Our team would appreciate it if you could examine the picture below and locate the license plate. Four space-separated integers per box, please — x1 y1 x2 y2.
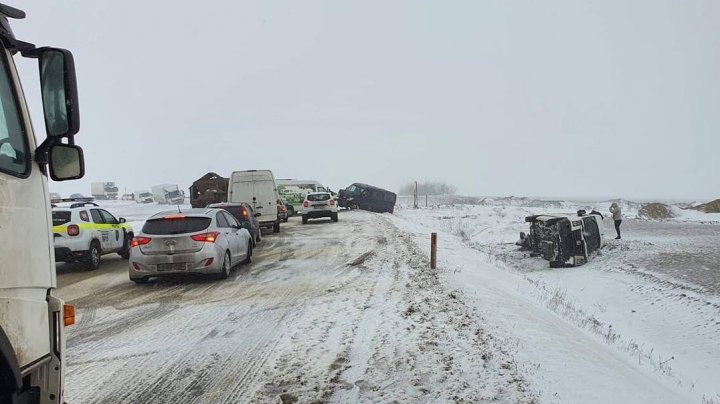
157 262 187 271
312 204 326 208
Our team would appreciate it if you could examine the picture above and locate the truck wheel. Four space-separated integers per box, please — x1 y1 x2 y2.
273 222 280 233
332 212 339 222
85 241 101 271
302 215 308 224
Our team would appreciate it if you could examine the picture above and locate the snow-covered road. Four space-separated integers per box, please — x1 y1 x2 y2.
57 210 531 403
56 203 718 403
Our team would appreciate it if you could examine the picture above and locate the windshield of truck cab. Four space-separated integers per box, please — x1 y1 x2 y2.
0 45 28 177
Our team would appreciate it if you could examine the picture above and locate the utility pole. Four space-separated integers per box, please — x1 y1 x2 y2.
413 181 418 209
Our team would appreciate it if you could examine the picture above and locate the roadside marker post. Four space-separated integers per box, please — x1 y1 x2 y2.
430 232 437 269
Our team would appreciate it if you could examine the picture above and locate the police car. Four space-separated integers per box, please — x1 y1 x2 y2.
52 198 134 270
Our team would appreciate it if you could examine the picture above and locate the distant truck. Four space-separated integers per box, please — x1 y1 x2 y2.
91 181 119 200
151 184 185 204
228 170 281 233
276 179 326 216
190 172 228 208
338 183 397 213
134 190 154 204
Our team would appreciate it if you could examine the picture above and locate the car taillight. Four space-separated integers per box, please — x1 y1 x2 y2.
131 237 152 247
67 225 80 237
192 231 220 243
303 201 309 208
329 199 335 206
241 208 249 218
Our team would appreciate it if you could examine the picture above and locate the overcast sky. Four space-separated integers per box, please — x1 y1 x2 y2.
13 0 720 201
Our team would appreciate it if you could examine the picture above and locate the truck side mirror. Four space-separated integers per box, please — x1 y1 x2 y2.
38 48 80 137
48 144 84 181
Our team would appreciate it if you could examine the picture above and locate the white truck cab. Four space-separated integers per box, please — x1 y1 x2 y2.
0 4 84 403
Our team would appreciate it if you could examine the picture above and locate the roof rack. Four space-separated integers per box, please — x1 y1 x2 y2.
70 202 99 208
51 197 95 204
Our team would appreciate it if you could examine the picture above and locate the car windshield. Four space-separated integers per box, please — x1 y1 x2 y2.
139 193 152 198
307 193 330 202
220 206 247 222
142 217 211 235
52 211 71 226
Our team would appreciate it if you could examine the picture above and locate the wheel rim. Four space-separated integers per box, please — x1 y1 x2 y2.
92 247 100 265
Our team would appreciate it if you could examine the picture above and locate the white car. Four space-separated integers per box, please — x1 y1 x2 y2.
52 200 134 270
301 192 339 224
129 208 252 283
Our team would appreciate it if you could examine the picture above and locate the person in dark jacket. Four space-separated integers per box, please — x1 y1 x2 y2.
609 202 622 239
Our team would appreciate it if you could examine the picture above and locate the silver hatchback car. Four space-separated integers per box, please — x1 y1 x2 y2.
129 208 253 283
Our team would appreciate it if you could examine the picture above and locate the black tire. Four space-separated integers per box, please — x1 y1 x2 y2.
273 222 280 233
84 241 101 271
118 232 133 259
218 251 231 279
242 243 252 264
302 215 308 224
331 212 338 222
282 216 288 223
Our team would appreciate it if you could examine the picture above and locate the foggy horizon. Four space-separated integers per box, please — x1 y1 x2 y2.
12 1 719 202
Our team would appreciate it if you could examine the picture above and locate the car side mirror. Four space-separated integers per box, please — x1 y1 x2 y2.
119 218 126 223
37 48 80 137
48 144 84 181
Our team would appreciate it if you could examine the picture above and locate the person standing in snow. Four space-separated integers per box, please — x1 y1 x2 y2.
609 202 622 239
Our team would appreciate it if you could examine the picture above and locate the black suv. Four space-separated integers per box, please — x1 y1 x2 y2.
338 183 396 214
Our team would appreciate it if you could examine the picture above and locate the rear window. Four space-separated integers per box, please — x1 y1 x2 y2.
142 217 211 235
220 206 247 222
52 211 71 226
307 193 331 202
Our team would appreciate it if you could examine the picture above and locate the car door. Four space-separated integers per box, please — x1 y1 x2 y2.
89 209 111 251
222 211 245 261
215 211 237 260
99 209 123 251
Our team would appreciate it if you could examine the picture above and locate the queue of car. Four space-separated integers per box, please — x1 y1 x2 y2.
50 170 360 285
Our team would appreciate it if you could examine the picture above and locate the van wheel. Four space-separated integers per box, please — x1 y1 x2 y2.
242 243 252 264
302 215 308 224
273 222 280 233
85 241 101 271
332 213 339 222
218 252 231 279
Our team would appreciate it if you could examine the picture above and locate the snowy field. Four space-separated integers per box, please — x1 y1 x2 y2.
55 199 720 403
393 196 720 403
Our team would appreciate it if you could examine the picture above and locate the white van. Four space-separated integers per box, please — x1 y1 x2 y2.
228 170 281 233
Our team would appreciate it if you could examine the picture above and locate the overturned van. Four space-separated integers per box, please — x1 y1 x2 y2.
338 183 397 213
517 210 605 267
